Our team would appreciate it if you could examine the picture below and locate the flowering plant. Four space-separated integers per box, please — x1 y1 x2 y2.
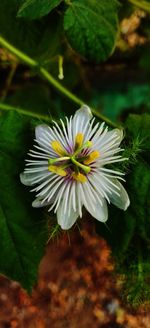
0 0 149 305
20 105 130 230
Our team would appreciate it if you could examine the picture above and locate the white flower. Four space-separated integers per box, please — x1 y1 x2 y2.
20 105 130 230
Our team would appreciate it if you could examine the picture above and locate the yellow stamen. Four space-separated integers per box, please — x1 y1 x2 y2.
75 133 84 149
84 151 100 165
48 165 67 177
51 140 65 156
72 172 87 183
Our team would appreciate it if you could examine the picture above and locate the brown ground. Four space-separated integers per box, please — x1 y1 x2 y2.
0 221 149 328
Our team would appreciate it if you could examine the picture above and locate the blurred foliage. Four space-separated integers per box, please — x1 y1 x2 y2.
96 113 150 306
0 111 48 292
0 0 150 304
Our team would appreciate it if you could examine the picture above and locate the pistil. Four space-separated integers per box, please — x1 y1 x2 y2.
71 156 91 173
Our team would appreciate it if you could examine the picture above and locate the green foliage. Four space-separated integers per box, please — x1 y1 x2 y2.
6 83 70 120
0 0 150 305
18 0 62 19
64 0 119 63
7 84 53 117
0 0 62 59
91 84 150 121
96 114 150 305
0 0 121 63
126 113 150 154
0 111 48 292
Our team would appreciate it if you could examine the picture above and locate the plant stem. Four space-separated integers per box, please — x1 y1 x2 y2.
0 35 120 128
0 102 52 122
0 36 37 67
40 67 84 107
128 0 150 12
1 63 17 101
47 223 60 243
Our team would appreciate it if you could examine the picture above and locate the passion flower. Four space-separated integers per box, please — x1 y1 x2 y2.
20 105 130 230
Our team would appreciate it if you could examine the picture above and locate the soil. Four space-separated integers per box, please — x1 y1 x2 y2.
0 220 149 328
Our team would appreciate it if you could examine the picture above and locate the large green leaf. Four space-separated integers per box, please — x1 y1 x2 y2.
0 0 62 58
0 111 48 292
63 0 119 63
18 0 62 19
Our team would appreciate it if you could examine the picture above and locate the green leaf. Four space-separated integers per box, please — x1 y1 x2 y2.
64 0 119 63
0 111 48 292
18 0 62 19
0 0 62 59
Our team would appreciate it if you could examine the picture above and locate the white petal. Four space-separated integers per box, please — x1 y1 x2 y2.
104 129 123 148
35 124 50 142
32 197 52 208
109 180 130 210
20 172 37 186
83 196 108 222
74 104 92 122
72 105 93 143
57 201 79 230
103 129 124 146
115 129 124 144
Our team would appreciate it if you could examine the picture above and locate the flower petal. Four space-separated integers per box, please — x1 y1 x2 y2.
35 124 50 143
84 197 108 222
96 128 124 152
72 105 92 139
113 128 124 146
32 197 52 208
20 172 37 186
57 201 79 230
74 104 92 122
109 180 130 210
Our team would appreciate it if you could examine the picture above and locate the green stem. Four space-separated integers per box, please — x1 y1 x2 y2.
40 67 83 107
92 108 120 129
0 36 37 67
0 102 52 122
47 223 60 243
128 0 150 12
1 63 17 101
0 35 120 128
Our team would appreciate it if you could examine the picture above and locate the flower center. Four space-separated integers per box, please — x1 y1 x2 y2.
48 133 100 182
